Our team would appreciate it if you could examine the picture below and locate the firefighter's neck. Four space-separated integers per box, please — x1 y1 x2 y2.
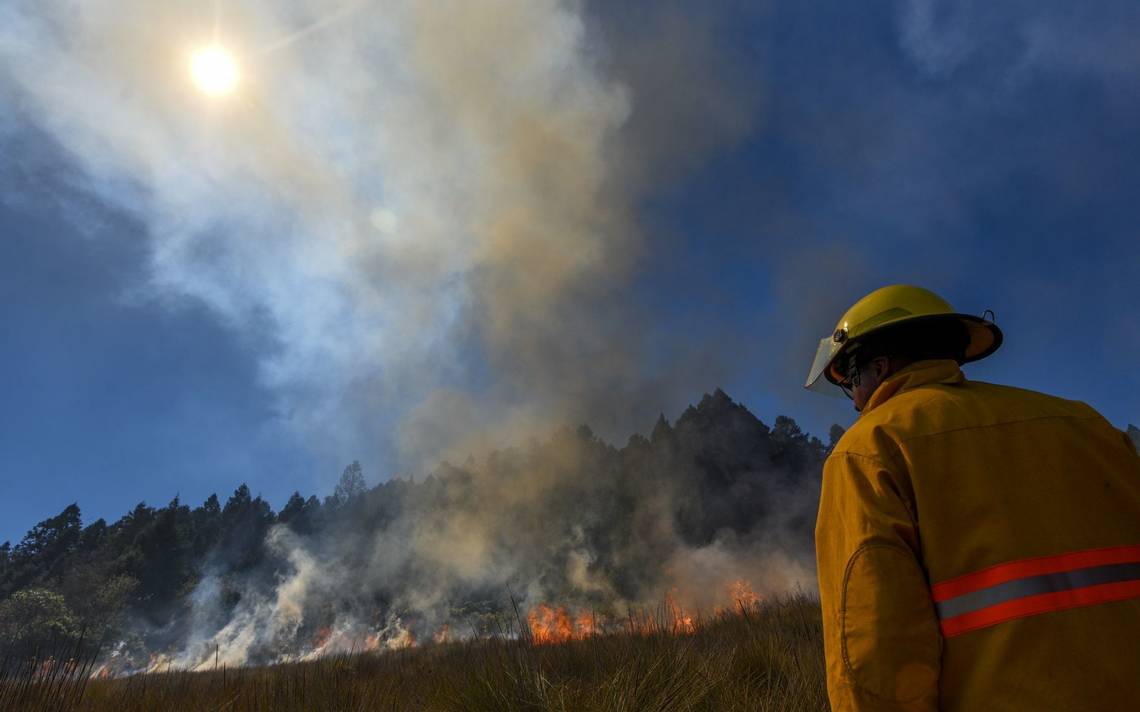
852 356 910 413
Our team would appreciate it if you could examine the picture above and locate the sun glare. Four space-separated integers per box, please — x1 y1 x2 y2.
190 45 239 96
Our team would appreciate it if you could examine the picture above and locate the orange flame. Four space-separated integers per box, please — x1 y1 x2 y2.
527 604 598 644
574 610 596 638
433 623 450 644
729 579 762 609
527 579 764 644
312 626 332 649
664 591 696 634
388 628 416 649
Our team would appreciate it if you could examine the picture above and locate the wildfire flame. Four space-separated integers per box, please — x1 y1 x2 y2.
526 579 763 645
387 628 415 650
664 592 696 635
575 611 596 638
86 578 769 673
312 626 332 650
524 605 603 644
144 652 173 674
433 623 451 644
527 604 587 644
729 579 762 609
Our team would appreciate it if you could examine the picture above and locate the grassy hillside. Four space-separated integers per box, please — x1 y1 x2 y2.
0 595 826 712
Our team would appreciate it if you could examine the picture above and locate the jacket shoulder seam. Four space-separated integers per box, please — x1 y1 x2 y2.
827 450 892 465
896 411 1103 446
828 445 906 475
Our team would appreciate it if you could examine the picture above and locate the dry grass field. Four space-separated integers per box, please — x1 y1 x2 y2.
0 595 826 712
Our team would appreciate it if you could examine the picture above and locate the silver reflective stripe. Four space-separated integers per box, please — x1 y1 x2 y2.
936 562 1140 620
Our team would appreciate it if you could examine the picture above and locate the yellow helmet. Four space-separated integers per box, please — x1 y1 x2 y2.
804 284 1003 392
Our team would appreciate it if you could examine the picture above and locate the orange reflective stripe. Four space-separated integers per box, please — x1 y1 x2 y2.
932 545 1140 638
931 544 1140 602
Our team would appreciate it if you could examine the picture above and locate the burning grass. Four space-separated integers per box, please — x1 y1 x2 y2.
0 594 826 712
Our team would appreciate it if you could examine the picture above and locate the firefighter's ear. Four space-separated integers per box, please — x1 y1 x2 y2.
869 356 893 383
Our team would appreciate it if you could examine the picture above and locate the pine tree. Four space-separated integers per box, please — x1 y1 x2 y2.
332 461 367 506
192 494 223 558
279 492 307 524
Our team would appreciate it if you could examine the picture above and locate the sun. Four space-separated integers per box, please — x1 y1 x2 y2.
190 45 239 96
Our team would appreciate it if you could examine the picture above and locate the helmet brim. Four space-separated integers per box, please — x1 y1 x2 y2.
960 315 1003 363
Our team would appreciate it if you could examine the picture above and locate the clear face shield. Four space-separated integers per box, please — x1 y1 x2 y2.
804 335 849 399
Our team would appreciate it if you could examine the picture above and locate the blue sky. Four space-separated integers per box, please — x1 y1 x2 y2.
2 1 1138 545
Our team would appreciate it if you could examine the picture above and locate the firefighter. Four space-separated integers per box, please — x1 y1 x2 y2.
805 284 1140 711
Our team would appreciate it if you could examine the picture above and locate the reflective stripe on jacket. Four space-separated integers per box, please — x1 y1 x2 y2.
815 360 1140 711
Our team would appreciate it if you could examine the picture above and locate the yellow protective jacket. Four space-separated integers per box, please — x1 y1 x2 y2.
816 359 1140 711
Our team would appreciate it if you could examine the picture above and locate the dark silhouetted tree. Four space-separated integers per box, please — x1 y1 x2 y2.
133 497 195 620
331 462 367 507
216 485 273 572
192 493 223 558
279 492 307 524
2 504 83 595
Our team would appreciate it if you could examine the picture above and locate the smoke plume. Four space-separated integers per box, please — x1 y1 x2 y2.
0 0 757 472
1 0 815 670
124 393 826 671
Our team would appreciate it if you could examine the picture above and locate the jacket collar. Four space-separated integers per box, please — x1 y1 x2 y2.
862 359 965 415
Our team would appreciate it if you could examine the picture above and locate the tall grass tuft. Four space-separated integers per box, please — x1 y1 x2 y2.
1 594 827 712
0 633 100 712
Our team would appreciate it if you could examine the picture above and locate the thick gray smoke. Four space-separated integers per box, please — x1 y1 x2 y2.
1 0 812 670
0 0 756 474
150 403 823 671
